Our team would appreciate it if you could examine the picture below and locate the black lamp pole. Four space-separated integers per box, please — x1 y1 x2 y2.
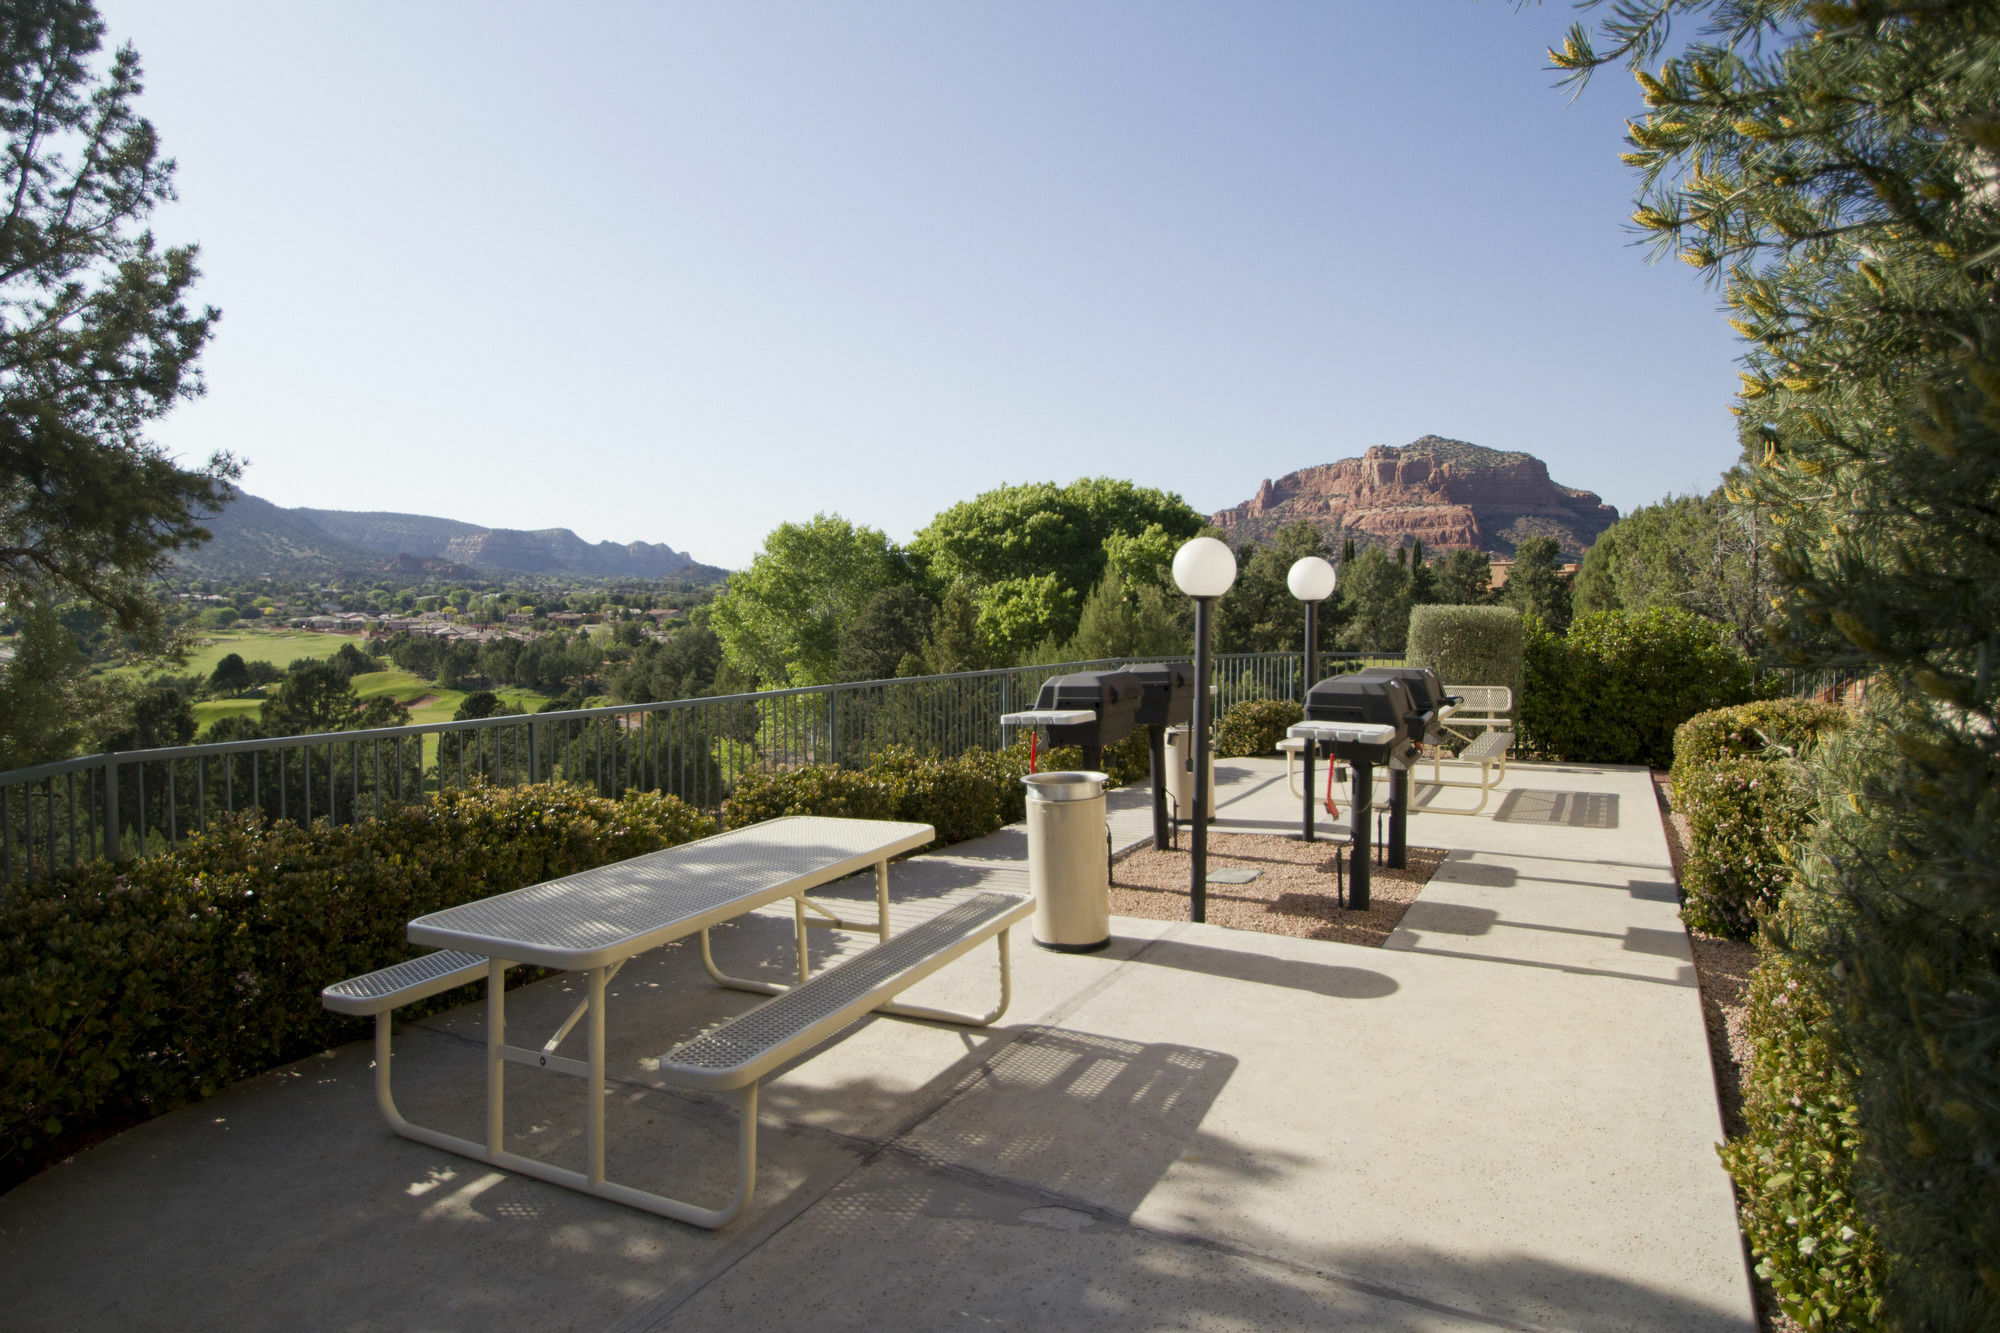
1300 595 1318 843
1191 594 1214 923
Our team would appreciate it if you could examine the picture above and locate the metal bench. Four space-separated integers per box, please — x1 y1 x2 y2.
1415 724 1515 816
650 890 1031 1224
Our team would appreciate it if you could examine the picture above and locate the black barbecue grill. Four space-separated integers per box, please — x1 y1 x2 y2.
1292 672 1441 908
1034 670 1141 770
1354 666 1459 746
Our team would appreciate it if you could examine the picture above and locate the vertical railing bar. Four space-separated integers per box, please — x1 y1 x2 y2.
136 763 147 851
195 759 205 835
2 784 12 884
278 749 286 824
374 740 382 821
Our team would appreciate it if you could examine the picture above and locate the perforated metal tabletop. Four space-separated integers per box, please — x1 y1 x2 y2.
407 816 934 970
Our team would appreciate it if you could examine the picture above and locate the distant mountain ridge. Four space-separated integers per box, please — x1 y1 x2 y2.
175 490 727 582
1210 435 1618 559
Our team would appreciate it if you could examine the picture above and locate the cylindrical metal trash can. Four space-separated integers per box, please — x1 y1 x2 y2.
1163 725 1215 824
1022 771 1112 953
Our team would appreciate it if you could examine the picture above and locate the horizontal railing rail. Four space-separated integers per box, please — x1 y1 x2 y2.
0 649 1400 883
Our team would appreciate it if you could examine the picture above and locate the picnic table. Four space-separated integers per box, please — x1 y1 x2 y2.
324 816 1030 1226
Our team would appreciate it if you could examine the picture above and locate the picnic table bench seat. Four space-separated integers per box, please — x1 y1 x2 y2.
321 949 494 1017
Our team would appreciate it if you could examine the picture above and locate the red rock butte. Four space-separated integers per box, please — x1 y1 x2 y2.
1209 435 1618 559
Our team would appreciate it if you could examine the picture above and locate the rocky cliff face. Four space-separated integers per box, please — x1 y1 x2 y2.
1210 435 1618 558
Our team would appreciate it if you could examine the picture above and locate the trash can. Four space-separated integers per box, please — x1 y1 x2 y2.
1022 771 1112 953
1163 724 1215 825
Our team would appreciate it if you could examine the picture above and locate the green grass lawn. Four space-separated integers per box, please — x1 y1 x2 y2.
193 668 551 736
115 628 370 682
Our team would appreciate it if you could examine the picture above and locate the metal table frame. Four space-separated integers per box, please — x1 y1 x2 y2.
392 816 935 1225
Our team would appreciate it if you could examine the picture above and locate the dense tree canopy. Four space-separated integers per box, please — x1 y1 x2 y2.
1561 0 2000 1322
709 513 909 687
0 0 230 646
1570 485 1773 656
909 478 1202 659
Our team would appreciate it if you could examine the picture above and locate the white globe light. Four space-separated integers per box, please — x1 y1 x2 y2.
1172 537 1238 598
1287 555 1337 602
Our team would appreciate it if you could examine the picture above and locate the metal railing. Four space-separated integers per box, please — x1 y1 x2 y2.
0 650 1399 883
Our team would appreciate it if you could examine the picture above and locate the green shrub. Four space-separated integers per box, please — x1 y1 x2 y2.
1405 604 1525 704
1669 701 1848 939
1518 607 1756 767
1718 949 1885 1329
1216 698 1303 757
1670 698 1849 780
720 765 895 828
0 782 716 1182
1674 756 1803 939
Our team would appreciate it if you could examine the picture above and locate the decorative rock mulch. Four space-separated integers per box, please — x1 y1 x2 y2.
1111 833 1448 948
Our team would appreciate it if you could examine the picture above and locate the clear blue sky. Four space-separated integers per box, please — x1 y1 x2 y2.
97 1 1743 571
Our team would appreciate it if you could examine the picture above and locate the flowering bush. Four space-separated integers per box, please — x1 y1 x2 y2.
1718 950 1884 1329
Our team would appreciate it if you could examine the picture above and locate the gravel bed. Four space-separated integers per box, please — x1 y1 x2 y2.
1111 833 1448 947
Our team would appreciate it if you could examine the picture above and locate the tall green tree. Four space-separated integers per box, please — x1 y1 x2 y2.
1433 548 1494 605
1215 522 1328 653
0 1 230 647
909 478 1202 658
1571 485 1773 656
834 584 936 682
1061 569 1188 660
1561 2 2000 1324
1500 536 1571 632
710 513 907 686
1334 547 1411 652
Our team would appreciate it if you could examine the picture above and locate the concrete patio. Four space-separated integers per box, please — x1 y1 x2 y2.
0 757 1756 1331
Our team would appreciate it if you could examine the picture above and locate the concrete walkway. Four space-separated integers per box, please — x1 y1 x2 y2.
0 759 1755 1331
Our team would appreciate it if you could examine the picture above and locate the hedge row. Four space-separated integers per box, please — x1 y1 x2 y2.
1668 699 1881 1328
721 738 1147 848
1669 700 1847 939
1518 606 1758 768
0 783 717 1182
1716 949 1884 1329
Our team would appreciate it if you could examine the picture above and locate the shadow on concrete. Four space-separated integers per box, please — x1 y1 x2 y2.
1431 857 1682 905
636 1166 1758 1333
1131 937 1399 1000
1495 789 1620 828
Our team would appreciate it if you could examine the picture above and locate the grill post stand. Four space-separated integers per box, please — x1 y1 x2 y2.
1388 766 1409 870
1149 726 1170 852
1300 738 1316 842
1348 761 1373 910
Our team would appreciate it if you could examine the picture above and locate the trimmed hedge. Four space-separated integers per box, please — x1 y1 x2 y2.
1217 698 1303 758
0 782 716 1182
1718 949 1885 1329
1518 607 1757 767
1670 698 1850 778
1405 604 1525 705
1669 701 1847 940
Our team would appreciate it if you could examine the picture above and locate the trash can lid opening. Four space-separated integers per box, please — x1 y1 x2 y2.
1021 770 1111 801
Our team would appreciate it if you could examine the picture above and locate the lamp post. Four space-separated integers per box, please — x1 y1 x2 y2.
1172 536 1237 924
1287 556 1337 842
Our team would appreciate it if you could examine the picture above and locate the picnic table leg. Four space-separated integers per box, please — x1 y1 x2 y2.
487 959 506 1154
876 860 892 940
588 965 607 1187
794 897 810 985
